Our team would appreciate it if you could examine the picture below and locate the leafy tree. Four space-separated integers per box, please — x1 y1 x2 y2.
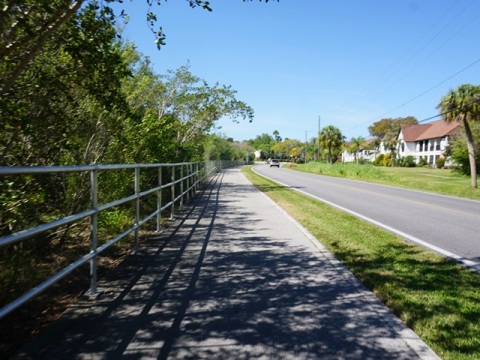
273 130 282 143
0 4 131 240
368 116 417 139
271 138 303 160
203 134 236 161
319 125 343 164
118 50 254 163
444 122 480 176
232 140 255 160
248 133 275 158
0 0 276 97
0 3 130 167
438 84 480 188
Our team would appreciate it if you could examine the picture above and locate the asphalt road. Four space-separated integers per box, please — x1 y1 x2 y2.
253 164 480 269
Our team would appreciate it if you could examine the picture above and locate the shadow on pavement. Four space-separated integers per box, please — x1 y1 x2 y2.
15 169 419 360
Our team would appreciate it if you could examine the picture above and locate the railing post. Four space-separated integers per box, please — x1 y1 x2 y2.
133 166 140 254
87 168 99 296
157 166 162 233
170 165 175 220
189 163 193 198
185 164 190 202
180 164 184 209
195 163 199 191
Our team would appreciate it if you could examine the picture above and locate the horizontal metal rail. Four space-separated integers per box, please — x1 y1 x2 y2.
0 160 242 319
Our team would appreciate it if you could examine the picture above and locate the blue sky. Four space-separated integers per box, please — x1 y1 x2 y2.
113 0 480 142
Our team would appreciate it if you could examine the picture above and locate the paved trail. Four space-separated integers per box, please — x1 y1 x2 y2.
15 168 439 359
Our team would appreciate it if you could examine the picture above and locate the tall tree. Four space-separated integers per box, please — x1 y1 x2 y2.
319 125 343 164
0 3 130 167
271 138 303 161
273 130 282 143
438 84 480 188
444 124 480 176
368 116 417 139
0 0 276 97
119 53 254 163
203 134 246 161
248 133 275 158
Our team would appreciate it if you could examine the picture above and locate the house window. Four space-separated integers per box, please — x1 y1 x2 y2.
429 141 434 151
429 155 434 164
436 142 440 151
401 142 405 152
418 141 423 152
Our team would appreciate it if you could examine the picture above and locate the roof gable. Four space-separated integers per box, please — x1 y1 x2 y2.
400 119 460 142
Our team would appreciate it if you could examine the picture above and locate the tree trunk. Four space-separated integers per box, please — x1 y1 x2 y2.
463 119 477 188
0 1 85 96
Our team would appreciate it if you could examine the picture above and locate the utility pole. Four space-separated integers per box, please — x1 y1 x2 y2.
318 115 321 160
305 130 308 163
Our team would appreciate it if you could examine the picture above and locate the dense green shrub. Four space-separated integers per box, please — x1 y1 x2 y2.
374 154 384 166
382 153 392 167
397 156 416 167
418 157 428 167
435 157 445 169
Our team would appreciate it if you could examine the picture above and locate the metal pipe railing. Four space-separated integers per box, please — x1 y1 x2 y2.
0 160 242 319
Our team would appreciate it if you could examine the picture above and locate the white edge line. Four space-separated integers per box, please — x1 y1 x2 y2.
251 167 480 273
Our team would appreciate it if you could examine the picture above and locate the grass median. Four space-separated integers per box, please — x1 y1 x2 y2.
242 166 480 360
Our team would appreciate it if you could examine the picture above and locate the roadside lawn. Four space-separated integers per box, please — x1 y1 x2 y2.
291 162 480 201
242 166 480 360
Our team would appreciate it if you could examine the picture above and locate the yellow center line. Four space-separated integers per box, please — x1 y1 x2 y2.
299 175 480 218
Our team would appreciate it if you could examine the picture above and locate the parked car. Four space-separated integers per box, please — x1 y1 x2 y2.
270 159 280 167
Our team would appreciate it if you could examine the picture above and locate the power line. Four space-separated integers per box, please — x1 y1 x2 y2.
337 0 479 127
345 55 480 133
419 96 480 124
378 56 480 118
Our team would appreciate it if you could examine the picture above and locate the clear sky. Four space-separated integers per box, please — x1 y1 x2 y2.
113 0 480 142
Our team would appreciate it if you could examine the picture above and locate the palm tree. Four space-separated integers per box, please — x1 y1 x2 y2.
438 84 480 188
372 138 381 161
349 136 366 164
383 131 398 167
319 125 343 164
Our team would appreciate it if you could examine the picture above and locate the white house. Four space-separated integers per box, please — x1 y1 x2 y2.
342 138 378 163
341 119 460 166
397 119 460 166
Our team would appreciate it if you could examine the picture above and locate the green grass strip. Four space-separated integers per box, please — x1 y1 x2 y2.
292 162 480 200
242 166 480 360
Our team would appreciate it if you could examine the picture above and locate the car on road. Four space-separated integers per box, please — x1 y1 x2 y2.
270 159 280 167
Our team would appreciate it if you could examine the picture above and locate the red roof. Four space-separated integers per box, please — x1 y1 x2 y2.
400 119 460 142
